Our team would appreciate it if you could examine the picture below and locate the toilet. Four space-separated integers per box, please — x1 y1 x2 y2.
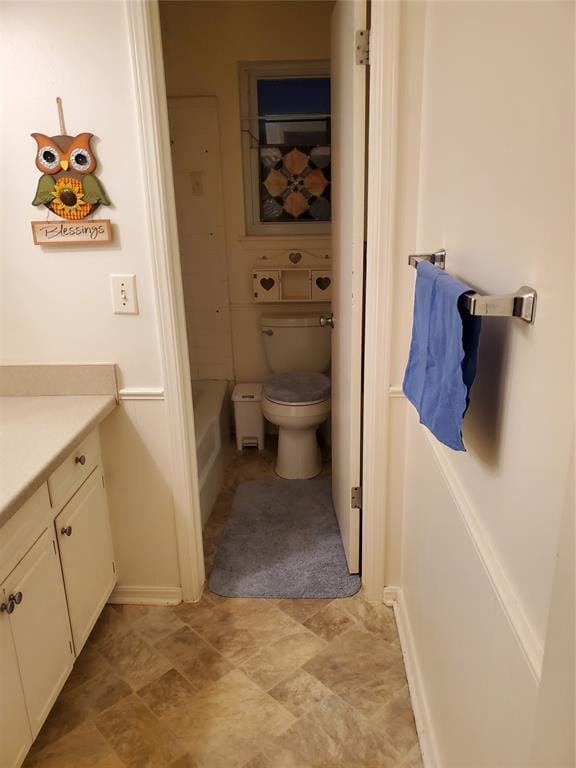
260 314 331 479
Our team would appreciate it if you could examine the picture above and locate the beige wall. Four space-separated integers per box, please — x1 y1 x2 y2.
390 1 574 764
160 1 333 383
168 96 235 382
0 1 181 594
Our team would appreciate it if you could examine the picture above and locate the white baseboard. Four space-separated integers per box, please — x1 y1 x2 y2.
384 586 440 768
383 585 400 606
108 584 182 605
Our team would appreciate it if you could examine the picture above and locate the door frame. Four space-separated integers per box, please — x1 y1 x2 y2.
125 0 400 603
125 0 205 602
361 1 401 600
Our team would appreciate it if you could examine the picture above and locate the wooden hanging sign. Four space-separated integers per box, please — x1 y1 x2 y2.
31 219 113 245
30 98 113 245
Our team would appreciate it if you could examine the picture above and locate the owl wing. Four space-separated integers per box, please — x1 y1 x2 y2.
31 174 56 205
82 174 110 206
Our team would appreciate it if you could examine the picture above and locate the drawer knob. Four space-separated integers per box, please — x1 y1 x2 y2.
9 592 22 605
75 455 86 466
61 525 73 537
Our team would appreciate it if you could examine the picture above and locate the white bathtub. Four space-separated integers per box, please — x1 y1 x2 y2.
191 380 228 528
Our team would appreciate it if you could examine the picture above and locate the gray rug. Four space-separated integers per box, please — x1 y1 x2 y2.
208 476 361 598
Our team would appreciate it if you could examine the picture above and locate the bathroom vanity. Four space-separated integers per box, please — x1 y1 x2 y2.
0 385 116 768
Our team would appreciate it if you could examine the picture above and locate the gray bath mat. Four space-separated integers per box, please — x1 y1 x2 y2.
208 476 361 598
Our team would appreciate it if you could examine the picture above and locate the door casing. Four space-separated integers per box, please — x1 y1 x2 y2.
125 0 401 603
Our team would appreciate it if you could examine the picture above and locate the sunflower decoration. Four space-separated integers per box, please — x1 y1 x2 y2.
31 102 110 222
49 177 93 220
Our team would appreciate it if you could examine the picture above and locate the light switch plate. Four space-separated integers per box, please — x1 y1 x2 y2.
111 274 138 314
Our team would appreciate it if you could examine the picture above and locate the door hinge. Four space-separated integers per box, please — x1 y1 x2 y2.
69 640 74 656
112 561 116 574
351 486 362 509
101 473 106 489
355 30 370 66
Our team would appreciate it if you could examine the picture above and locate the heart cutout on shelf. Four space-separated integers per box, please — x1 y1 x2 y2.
316 276 331 291
260 277 275 291
289 252 302 264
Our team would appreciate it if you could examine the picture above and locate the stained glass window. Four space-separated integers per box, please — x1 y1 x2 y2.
240 63 331 235
256 78 331 223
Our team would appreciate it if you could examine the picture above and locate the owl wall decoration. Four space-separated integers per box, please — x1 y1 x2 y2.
31 131 110 220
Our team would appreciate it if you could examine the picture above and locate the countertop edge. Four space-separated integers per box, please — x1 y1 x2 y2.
1 396 117 527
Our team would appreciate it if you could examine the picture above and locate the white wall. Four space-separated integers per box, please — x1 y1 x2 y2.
388 2 574 764
529 444 575 767
0 1 181 594
159 1 333 382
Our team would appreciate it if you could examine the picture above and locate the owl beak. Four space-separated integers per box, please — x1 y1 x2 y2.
61 160 69 171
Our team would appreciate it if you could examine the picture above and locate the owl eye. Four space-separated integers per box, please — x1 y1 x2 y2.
38 146 60 170
70 147 91 171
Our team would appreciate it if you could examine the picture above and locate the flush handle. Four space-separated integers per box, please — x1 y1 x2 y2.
320 314 334 328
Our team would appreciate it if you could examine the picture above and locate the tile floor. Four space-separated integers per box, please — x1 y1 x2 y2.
24 440 422 768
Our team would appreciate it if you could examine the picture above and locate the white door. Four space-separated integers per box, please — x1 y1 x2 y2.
397 2 573 764
56 470 116 655
0 607 32 768
6 528 73 738
330 0 367 573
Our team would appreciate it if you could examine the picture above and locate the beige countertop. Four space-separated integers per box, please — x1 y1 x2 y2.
0 395 116 526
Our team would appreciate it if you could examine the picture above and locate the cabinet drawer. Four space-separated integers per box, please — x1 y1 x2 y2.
48 430 100 512
0 484 52 585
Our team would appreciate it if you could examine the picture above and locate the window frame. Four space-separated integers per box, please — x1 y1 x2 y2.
239 60 331 236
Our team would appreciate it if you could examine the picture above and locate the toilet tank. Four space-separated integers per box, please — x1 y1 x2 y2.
261 314 331 374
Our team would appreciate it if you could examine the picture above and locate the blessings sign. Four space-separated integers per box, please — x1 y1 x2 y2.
31 219 112 245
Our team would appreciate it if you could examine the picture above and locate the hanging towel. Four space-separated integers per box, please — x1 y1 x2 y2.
403 260 482 451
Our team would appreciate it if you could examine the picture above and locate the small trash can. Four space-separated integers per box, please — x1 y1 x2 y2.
232 383 264 451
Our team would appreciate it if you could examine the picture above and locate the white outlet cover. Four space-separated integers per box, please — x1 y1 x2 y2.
111 274 138 314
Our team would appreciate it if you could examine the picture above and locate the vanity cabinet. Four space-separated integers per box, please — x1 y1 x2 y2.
0 427 115 768
55 469 115 654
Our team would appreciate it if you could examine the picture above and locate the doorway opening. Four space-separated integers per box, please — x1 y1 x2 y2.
158 0 367 599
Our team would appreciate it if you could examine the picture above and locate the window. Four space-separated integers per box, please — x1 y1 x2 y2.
240 61 331 236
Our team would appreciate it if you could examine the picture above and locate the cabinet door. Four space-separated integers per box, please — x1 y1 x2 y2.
6 528 73 738
55 470 116 654
0 602 32 768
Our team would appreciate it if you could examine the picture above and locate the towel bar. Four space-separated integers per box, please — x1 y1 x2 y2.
407 251 537 324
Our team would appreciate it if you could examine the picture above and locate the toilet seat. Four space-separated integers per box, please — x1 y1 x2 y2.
263 372 331 406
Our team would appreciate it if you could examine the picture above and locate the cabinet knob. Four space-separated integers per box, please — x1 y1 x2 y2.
75 454 86 466
1 600 15 614
61 525 73 537
9 592 22 605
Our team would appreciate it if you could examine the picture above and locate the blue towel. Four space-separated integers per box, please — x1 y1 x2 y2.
403 260 482 451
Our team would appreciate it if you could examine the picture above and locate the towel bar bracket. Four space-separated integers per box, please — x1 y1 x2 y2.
461 287 537 324
407 249 537 324
408 249 446 269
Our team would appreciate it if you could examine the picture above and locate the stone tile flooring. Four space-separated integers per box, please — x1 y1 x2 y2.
24 440 422 768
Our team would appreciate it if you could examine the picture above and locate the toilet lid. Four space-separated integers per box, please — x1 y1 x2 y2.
263 373 331 405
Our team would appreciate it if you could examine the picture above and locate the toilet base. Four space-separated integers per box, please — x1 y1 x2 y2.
275 425 322 480
261 396 330 481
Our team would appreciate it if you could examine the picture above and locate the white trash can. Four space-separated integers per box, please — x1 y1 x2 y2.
232 383 264 450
